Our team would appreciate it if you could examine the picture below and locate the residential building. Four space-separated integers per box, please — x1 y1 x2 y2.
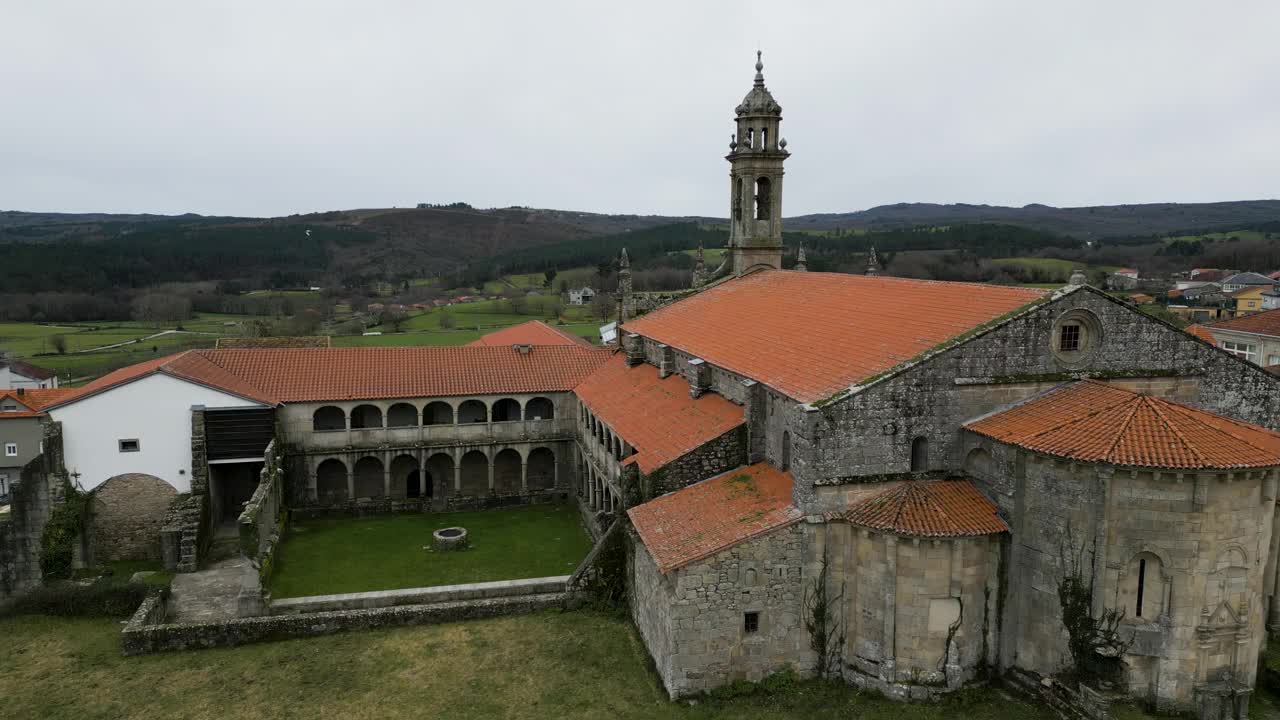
1230 285 1274 315
1199 309 1280 367
0 360 59 390
1221 271 1275 293
0 388 72 501
568 287 596 306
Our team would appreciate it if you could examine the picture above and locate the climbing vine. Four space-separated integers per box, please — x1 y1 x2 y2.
803 552 846 678
40 486 90 580
1057 524 1130 683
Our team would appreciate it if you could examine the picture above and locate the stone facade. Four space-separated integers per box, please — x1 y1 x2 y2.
630 522 806 697
89 473 178 562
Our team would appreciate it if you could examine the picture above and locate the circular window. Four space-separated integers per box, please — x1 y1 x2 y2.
1051 309 1103 366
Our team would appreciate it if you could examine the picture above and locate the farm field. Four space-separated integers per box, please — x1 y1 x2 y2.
993 258 1121 274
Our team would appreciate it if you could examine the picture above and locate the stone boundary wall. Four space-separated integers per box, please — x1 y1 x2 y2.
270 576 570 615
121 590 575 655
159 494 203 573
290 490 570 520
0 459 52 606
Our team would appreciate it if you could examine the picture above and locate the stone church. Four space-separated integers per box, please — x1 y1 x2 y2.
4 53 1279 720
610 55 1280 719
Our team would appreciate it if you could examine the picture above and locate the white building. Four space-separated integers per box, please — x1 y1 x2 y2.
0 360 59 390
567 287 596 306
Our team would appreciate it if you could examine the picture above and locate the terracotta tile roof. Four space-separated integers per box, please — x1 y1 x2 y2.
46 344 611 408
627 462 801 573
0 388 76 412
215 336 331 349
467 320 595 348
0 359 57 380
965 380 1280 470
842 479 1008 537
574 354 744 474
1206 307 1280 338
622 271 1045 403
1185 324 1216 343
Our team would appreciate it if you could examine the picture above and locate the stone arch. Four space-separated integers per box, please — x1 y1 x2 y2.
528 447 556 490
492 398 522 423
754 176 771 220
313 406 345 431
1216 546 1248 571
90 473 178 562
425 453 454 499
493 448 522 494
391 454 420 499
910 436 929 472
458 400 487 424
316 458 348 504
350 404 383 429
460 450 489 495
526 396 555 420
387 403 418 428
423 401 454 425
353 456 385 498
964 447 992 478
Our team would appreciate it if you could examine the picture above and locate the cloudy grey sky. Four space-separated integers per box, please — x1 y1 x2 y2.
3 1 1277 218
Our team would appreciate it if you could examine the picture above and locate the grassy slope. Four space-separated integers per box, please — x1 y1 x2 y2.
270 505 593 598
0 611 1083 720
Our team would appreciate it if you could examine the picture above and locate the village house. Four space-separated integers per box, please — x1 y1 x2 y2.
567 287 596 306
1198 309 1280 369
1221 272 1275 294
0 359 59 390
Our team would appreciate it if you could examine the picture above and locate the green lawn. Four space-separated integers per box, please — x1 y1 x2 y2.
0 610 1086 720
333 322 601 349
270 505 594 598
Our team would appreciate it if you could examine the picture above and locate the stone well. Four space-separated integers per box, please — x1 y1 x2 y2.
433 527 468 551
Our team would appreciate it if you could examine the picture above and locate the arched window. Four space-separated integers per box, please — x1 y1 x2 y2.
1124 552 1167 620
350 404 383 429
423 401 454 425
312 406 345 432
526 397 555 420
458 400 487 424
910 436 928 473
780 431 791 471
387 403 418 428
755 177 771 220
492 398 522 422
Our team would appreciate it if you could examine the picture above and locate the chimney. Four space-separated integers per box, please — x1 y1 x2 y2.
625 334 644 367
688 358 710 399
16 388 25 396
658 344 675 378
513 344 532 355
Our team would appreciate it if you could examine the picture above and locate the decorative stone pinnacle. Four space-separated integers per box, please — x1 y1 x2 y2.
754 51 765 86
619 247 630 269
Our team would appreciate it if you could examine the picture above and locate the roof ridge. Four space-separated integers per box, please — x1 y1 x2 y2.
1139 395 1207 467
1158 398 1280 461
1101 394 1145 463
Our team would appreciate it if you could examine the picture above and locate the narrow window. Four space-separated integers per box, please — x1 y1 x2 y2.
755 177 772 220
118 439 140 453
744 611 759 633
1135 558 1146 617
4 443 16 457
761 128 768 149
747 128 754 148
1059 323 1081 352
910 436 928 472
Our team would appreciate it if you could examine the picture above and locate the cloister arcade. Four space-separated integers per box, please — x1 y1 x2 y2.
305 444 562 506
575 403 635 516
305 395 559 432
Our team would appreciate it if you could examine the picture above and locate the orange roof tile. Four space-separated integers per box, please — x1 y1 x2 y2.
627 462 801 573
1185 324 1216 343
574 355 744 474
842 479 1008 537
0 388 76 411
622 271 1045 403
965 380 1280 470
467 320 594 348
1206 307 1280 338
215 336 331 349
46 344 610 408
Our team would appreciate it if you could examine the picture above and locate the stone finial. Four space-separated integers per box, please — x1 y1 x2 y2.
795 244 807 272
692 240 707 288
1069 268 1087 286
865 246 880 276
755 51 764 86
619 248 630 269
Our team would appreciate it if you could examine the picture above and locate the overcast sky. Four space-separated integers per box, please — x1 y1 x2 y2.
3 1 1278 218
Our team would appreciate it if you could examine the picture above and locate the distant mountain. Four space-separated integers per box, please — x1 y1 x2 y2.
785 200 1280 238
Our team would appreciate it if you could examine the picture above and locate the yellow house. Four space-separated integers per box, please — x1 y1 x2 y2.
1230 285 1272 315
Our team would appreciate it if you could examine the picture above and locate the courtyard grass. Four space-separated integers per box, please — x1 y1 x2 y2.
270 504 593 598
0 610 1088 720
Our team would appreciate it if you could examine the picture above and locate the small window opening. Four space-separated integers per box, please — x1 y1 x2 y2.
1135 558 1146 618
747 128 754 148
1059 323 1081 352
755 177 771 220
761 128 768 149
118 439 140 453
744 611 760 633
910 436 928 472
4 443 16 457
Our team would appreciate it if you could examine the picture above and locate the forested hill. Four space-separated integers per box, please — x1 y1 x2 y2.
787 200 1280 238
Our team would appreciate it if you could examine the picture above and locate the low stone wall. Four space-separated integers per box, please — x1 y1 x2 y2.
291 490 570 521
159 494 203 573
122 590 575 655
270 576 569 615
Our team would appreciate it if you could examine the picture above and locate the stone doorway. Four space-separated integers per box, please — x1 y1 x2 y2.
209 461 263 526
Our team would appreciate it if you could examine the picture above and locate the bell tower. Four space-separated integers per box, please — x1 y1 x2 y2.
727 51 789 276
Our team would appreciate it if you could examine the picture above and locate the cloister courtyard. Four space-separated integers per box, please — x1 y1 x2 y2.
268 504 592 598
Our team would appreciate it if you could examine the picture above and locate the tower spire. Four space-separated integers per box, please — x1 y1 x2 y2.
727 52 788 277
795 244 807 272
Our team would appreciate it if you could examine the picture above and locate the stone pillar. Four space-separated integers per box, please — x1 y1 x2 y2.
658 344 674 378
487 452 495 491
345 464 355 501
688 358 709 399
383 451 392 498
883 534 898 681
521 462 528 493
453 463 461 492
625 334 644 367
